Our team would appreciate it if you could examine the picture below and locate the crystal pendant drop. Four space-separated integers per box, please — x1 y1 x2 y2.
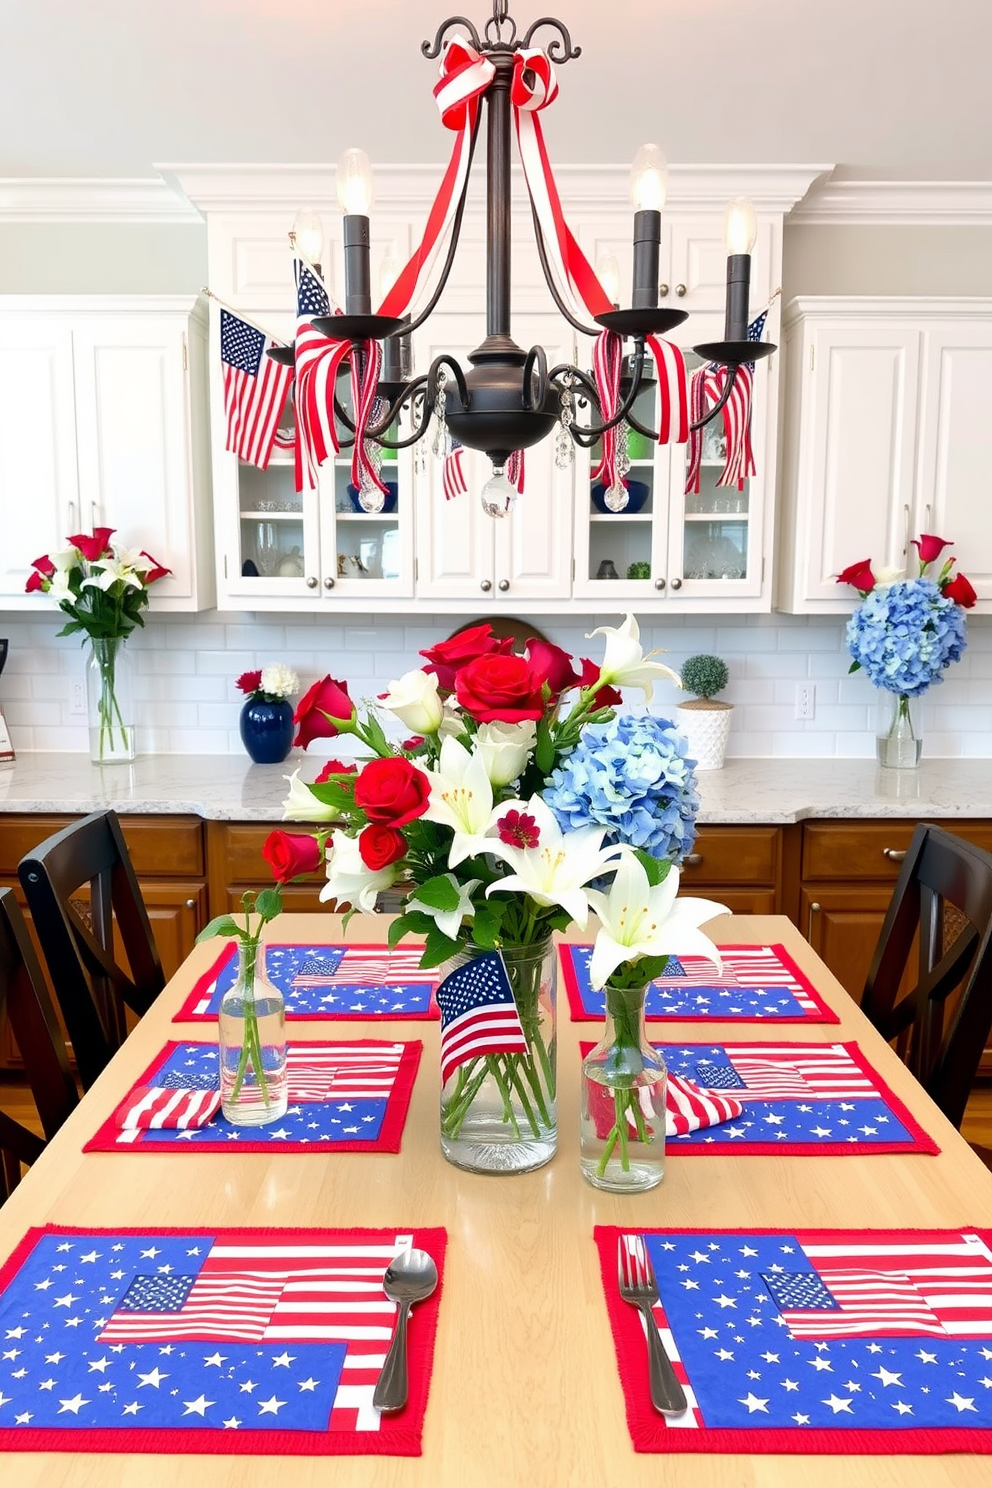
604 481 629 512
480 469 516 519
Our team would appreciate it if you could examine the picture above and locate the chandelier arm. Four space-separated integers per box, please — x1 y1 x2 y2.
519 16 582 62
398 108 483 339
421 15 484 58
530 199 602 339
548 343 648 439
688 364 739 433
365 376 433 450
428 352 471 411
521 343 549 412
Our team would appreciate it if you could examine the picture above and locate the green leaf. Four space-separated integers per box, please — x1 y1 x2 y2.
254 886 284 922
848 660 861 674
410 873 460 911
469 903 502 949
633 850 672 887
534 716 555 774
632 954 671 983
195 914 240 944
307 781 353 809
387 912 429 949
420 925 462 968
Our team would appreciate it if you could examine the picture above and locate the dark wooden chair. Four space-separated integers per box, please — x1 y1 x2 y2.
861 822 992 1160
18 809 165 1092
0 888 79 1200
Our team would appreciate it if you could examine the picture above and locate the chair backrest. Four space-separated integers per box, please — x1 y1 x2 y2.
18 809 164 1091
862 822 992 1130
0 888 78 1200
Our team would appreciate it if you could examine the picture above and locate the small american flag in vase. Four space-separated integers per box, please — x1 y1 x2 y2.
435 952 528 1086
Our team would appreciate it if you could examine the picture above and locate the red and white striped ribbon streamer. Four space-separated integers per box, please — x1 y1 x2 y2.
442 441 468 500
590 330 624 492
684 364 755 495
506 448 525 493
349 339 389 496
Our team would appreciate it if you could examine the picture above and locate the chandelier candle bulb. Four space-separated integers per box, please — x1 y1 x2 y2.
722 196 757 342
597 254 621 310
292 206 325 274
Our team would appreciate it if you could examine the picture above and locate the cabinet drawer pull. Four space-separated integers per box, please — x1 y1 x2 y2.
654 577 666 590
808 901 821 939
670 576 682 590
306 576 318 588
882 847 907 862
498 578 510 592
675 282 687 297
324 577 335 589
658 282 670 298
184 898 196 909
480 579 492 592
683 852 703 867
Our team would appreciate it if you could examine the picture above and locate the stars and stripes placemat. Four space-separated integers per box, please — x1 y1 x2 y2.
561 943 840 1023
174 944 439 1022
84 1040 422 1154
0 1224 445 1456
576 1040 938 1156
596 1225 992 1454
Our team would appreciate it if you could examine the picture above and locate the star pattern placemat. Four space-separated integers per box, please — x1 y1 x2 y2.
576 1040 938 1156
84 1040 422 1154
561 943 840 1023
0 1224 445 1456
596 1225 992 1454
174 944 439 1022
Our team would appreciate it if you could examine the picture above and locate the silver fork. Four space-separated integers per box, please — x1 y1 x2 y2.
617 1235 688 1416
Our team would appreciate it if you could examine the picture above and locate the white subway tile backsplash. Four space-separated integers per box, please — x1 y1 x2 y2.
0 609 989 758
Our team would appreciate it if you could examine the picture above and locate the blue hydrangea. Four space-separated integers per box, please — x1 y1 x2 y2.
846 578 967 696
543 714 700 862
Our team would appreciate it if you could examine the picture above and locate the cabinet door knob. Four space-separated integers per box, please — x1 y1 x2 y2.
675 282 687 297
882 848 907 862
185 898 196 909
498 578 510 592
683 852 703 867
324 576 336 589
306 576 318 588
808 901 821 940
654 577 666 590
480 578 492 592
670 576 683 590
658 282 670 298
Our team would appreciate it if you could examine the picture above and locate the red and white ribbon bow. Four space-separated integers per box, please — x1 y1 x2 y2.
349 340 389 497
685 364 755 496
506 448 525 494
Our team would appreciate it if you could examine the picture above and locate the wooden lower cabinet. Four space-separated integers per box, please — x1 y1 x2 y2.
800 885 895 1006
206 821 329 914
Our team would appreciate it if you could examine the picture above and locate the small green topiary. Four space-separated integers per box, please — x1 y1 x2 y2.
681 653 729 701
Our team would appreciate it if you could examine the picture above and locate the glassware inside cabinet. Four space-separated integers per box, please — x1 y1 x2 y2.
585 374 658 583
679 345 752 581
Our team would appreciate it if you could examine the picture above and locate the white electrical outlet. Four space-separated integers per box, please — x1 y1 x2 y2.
794 683 815 721
69 680 87 716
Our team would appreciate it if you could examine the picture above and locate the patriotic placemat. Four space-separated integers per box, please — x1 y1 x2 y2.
0 1224 445 1456
576 1040 938 1155
596 1225 992 1454
562 943 840 1023
84 1040 422 1154
174 944 439 1022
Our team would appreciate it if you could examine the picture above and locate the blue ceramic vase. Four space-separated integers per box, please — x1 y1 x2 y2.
239 698 294 764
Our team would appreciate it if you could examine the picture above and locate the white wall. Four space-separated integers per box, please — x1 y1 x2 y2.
1 608 989 760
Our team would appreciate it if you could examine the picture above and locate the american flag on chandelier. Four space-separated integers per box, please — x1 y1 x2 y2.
442 439 468 500
219 309 293 470
294 255 346 493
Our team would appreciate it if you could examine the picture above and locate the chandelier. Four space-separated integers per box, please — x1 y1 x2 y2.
274 0 774 517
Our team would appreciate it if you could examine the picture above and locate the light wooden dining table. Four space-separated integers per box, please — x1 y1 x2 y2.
2 912 992 1487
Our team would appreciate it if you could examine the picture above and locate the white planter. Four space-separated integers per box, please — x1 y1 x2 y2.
676 702 733 770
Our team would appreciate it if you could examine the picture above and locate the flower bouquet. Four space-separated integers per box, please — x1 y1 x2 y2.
235 663 300 765
262 614 710 1175
25 527 170 763
837 534 974 768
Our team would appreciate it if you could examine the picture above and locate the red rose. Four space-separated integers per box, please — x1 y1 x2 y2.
30 554 55 577
358 824 407 871
420 623 514 691
354 756 431 827
68 527 116 562
25 569 48 593
140 550 172 584
294 676 355 749
943 572 977 609
236 669 263 696
402 736 426 753
315 759 357 783
261 829 321 883
525 637 580 696
455 653 546 724
836 559 876 594
579 656 622 710
913 533 952 566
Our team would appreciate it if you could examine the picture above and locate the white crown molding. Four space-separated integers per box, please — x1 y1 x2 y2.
789 179 992 226
0 177 202 224
783 294 992 327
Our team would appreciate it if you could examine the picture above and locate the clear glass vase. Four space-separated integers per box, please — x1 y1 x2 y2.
580 981 667 1193
86 637 135 764
876 690 922 770
217 942 288 1125
439 937 557 1175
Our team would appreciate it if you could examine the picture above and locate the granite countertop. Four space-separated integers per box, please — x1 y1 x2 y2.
0 753 990 823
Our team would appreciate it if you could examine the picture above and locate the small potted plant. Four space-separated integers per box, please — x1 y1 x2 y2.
676 654 733 770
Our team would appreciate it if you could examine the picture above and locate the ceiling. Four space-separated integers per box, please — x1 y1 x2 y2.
2 0 991 180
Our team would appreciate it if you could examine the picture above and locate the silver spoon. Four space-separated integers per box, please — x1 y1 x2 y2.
373 1249 439 1413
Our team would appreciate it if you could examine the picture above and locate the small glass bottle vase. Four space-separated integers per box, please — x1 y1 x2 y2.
217 942 288 1125
580 982 667 1193
876 691 922 770
439 938 556 1175
86 638 135 764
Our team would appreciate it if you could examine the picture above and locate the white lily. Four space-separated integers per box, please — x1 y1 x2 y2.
379 668 444 734
319 832 396 913
81 556 142 592
282 768 340 823
49 546 80 573
585 853 728 990
586 612 681 702
486 795 622 928
407 874 481 940
475 719 536 787
422 735 497 868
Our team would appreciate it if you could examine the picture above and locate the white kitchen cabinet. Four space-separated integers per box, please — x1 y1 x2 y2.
777 298 992 612
0 297 214 611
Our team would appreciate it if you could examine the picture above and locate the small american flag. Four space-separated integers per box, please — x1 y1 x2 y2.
294 256 345 492
220 309 293 470
435 952 528 1086
718 1042 876 1102
765 1232 992 1340
285 1042 405 1103
746 308 769 373
442 441 467 501
665 1074 743 1136
293 949 435 988
114 1085 221 1132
